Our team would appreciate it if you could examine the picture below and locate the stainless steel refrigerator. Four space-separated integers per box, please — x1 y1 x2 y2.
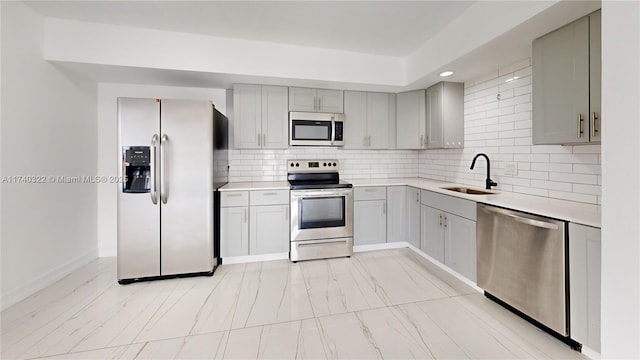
117 98 228 284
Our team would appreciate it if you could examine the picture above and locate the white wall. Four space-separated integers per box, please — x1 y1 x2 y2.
0 2 98 309
419 58 602 205
601 1 640 358
97 84 226 257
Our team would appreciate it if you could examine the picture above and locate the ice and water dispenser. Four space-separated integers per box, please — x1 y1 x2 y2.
122 146 151 193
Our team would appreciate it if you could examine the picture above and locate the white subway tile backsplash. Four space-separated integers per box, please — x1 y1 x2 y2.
419 59 601 204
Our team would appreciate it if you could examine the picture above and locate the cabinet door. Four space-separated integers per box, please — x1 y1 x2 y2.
249 205 289 255
220 207 249 257
444 213 477 282
589 10 601 143
386 186 406 244
420 205 444 262
426 83 444 149
396 90 426 149
354 200 387 245
569 223 601 352
441 82 464 148
317 89 344 113
233 84 262 149
367 92 391 149
344 91 368 149
261 85 289 149
406 187 421 248
533 16 590 145
289 87 317 112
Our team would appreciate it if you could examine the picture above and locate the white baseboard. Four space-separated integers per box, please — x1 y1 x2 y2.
353 242 410 253
581 346 601 360
1 248 98 311
221 252 289 265
405 244 483 293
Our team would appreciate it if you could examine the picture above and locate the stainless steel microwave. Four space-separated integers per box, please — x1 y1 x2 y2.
289 112 345 146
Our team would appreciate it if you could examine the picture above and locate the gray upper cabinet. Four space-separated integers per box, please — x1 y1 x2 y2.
289 87 343 113
233 84 288 149
425 82 464 149
396 90 426 149
344 91 396 149
533 10 601 145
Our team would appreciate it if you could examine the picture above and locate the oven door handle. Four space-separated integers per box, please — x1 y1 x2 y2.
291 190 352 198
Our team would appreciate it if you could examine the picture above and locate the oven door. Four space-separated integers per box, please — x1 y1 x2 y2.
290 189 353 242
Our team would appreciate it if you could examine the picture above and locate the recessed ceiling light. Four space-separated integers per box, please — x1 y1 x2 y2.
439 71 454 77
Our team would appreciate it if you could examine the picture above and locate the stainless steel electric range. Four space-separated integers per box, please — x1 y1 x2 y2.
288 159 353 262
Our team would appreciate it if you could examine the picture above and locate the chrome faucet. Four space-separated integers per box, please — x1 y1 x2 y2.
470 153 498 190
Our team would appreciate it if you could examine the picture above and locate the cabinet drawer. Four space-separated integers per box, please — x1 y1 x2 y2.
421 190 476 221
354 186 387 201
250 190 289 206
220 191 249 207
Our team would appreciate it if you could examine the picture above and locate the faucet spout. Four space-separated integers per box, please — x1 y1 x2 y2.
470 153 498 190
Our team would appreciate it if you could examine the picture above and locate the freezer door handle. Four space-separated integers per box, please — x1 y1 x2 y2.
160 134 168 204
150 134 159 204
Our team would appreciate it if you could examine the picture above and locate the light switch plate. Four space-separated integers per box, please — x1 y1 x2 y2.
505 162 518 176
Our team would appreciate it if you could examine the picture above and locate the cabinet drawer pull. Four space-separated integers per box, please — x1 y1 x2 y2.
577 114 584 138
262 192 277 196
243 208 247 223
227 193 243 197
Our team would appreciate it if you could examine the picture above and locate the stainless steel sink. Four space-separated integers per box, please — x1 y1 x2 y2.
442 186 495 195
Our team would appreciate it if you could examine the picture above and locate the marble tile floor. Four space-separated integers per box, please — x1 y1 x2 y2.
1 248 587 359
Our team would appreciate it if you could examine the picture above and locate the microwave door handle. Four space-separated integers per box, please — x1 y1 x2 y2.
331 119 336 144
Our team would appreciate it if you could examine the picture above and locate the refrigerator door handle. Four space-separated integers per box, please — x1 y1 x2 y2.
160 134 168 204
150 134 159 204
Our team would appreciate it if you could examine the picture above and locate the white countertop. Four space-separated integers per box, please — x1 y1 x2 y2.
219 181 290 191
220 178 601 228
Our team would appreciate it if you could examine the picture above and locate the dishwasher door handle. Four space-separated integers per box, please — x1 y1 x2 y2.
486 206 560 230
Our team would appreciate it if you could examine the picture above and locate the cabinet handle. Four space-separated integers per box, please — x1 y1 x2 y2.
444 216 448 228
243 208 247 223
227 193 243 197
318 97 322 111
263 133 266 146
577 114 584 138
314 97 318 111
439 214 443 226
285 206 289 220
416 193 419 203
368 136 372 146
383 202 386 215
426 135 430 145
263 192 277 196
592 112 599 137
257 133 261 147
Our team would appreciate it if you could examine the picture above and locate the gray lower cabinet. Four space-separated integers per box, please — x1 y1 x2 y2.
420 205 444 262
249 205 289 255
354 187 387 245
220 190 289 258
444 214 476 281
220 191 250 258
569 223 601 352
386 186 406 243
420 190 477 282
532 10 601 145
406 187 421 248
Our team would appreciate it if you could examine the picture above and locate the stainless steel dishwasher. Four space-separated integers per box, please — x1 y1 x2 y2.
477 204 568 336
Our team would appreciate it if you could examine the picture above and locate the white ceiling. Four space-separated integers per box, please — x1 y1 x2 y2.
26 1 475 57
27 0 600 91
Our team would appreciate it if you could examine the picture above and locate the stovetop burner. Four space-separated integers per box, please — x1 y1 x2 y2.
287 159 351 190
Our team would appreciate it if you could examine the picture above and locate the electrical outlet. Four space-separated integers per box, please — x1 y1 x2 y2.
505 162 518 176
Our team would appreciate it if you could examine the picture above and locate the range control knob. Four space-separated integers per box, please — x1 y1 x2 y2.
333 162 337 167
290 163 294 167
295 162 300 167
323 162 327 167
